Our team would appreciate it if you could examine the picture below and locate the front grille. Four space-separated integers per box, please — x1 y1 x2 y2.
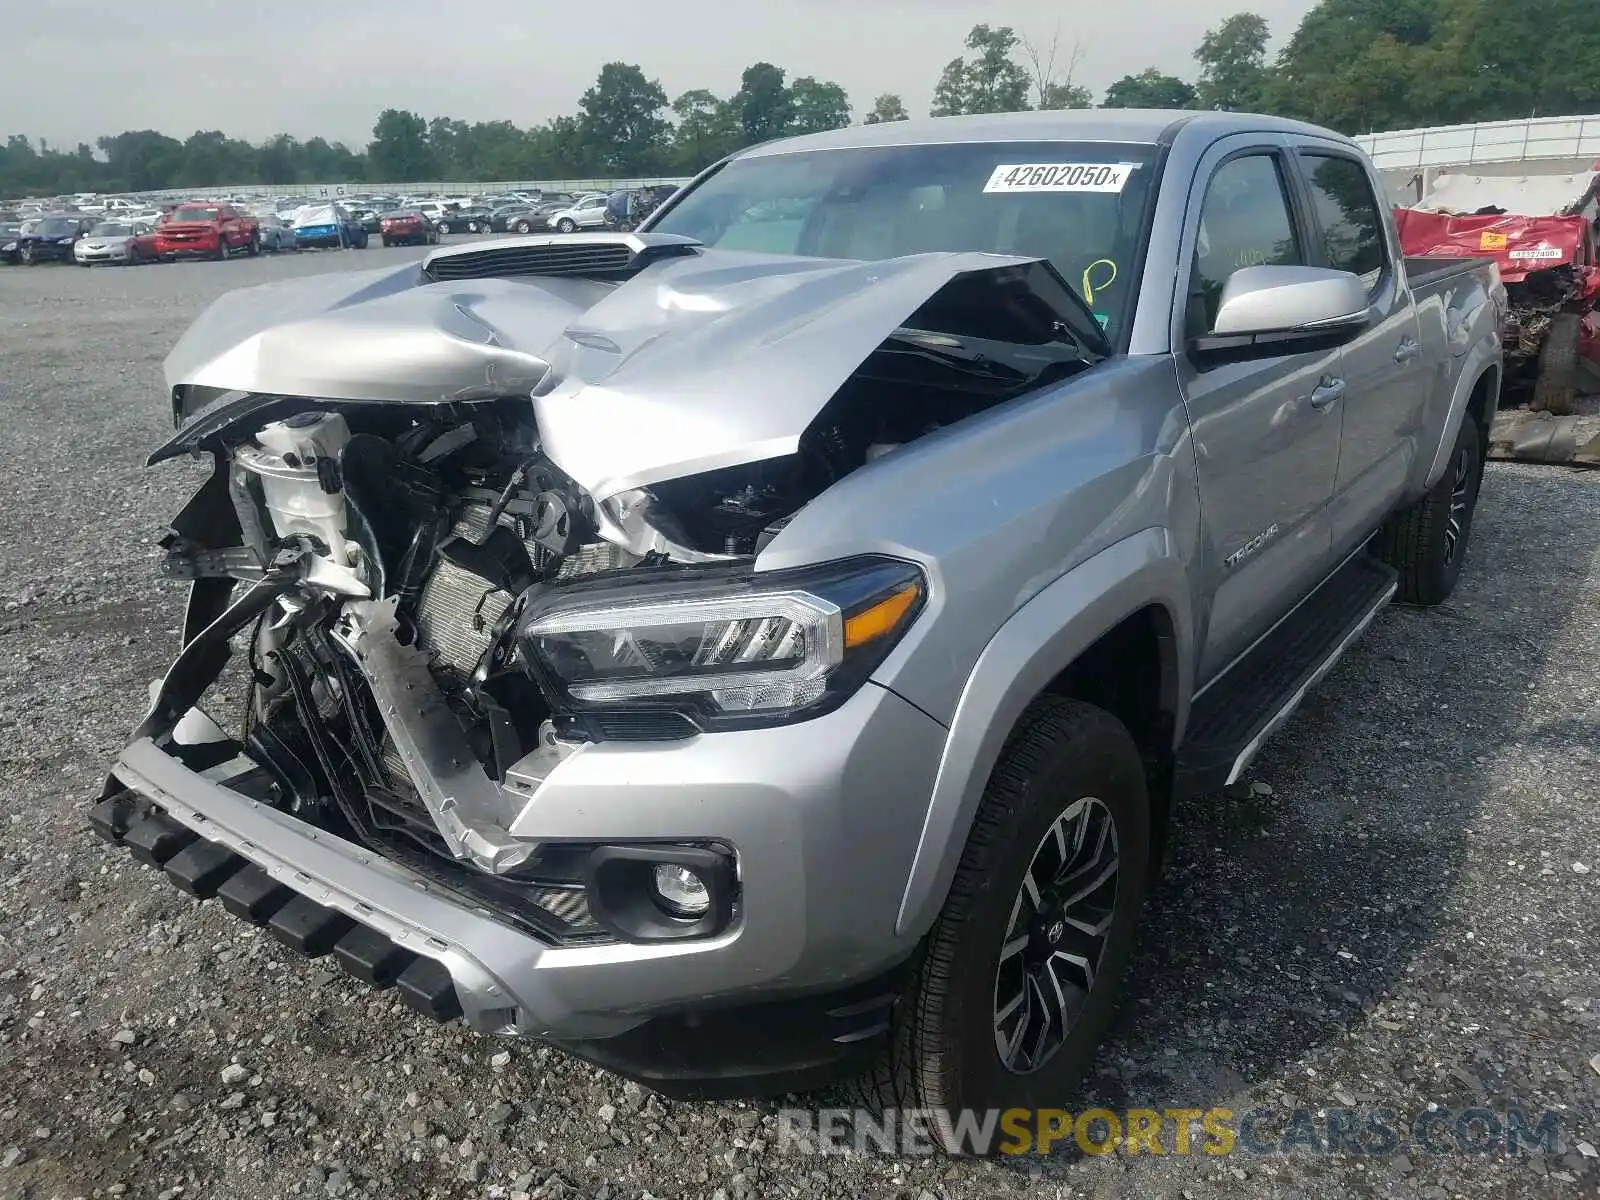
267 628 608 945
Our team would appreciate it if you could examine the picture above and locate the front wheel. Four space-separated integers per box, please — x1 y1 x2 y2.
556 218 577 233
19 244 35 266
1374 415 1483 605
247 231 260 257
1531 312 1581 416
861 696 1151 1151
514 219 531 234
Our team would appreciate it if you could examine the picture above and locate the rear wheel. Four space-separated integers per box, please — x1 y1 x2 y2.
859 697 1151 1152
246 231 260 257
382 236 391 247
1374 415 1483 605
1532 312 1581 415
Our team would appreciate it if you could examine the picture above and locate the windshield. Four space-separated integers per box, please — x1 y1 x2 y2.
650 140 1159 340
90 223 131 237
29 218 78 236
171 206 219 223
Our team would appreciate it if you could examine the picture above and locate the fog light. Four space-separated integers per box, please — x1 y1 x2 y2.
651 864 710 917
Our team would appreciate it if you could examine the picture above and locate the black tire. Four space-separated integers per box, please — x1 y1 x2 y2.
381 236 391 247
19 244 34 266
1374 415 1483 605
514 219 531 234
556 218 577 234
246 231 260 257
859 696 1151 1152
1531 312 1581 415
213 237 228 261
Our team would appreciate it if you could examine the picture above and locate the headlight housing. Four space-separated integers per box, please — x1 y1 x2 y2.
517 556 926 731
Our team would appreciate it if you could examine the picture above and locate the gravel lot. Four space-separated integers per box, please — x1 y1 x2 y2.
0 249 1596 1200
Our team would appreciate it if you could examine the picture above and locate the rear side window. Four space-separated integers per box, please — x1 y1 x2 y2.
1300 154 1385 289
1191 154 1304 330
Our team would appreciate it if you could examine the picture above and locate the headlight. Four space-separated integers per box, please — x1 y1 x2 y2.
518 556 926 729
59 237 76 244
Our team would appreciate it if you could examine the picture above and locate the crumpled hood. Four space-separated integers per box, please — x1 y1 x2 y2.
162 235 1068 502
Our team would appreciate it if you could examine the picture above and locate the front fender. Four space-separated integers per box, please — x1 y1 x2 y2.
892 528 1193 937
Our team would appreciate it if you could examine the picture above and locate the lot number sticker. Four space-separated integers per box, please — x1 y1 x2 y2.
1507 245 1564 261
984 163 1137 193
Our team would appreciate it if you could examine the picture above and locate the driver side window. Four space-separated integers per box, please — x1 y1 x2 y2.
1190 154 1305 334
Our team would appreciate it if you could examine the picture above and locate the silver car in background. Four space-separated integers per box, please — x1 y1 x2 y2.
73 221 154 266
255 214 299 253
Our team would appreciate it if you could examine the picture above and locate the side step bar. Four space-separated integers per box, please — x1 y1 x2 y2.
1176 553 1398 796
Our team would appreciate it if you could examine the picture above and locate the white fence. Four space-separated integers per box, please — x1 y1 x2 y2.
132 177 693 204
1353 115 1600 172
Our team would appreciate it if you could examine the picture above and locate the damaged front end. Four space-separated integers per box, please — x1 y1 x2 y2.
105 235 1106 952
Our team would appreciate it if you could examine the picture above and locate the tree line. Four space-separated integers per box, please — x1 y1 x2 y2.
4 0 1596 198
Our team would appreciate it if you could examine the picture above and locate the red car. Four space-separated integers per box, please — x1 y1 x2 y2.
379 210 440 247
154 202 260 260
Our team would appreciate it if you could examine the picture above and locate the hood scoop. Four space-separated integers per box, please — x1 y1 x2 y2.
421 232 703 283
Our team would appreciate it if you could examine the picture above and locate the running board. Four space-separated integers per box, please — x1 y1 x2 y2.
1176 554 1398 796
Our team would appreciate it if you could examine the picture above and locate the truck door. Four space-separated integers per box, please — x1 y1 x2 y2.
1176 141 1343 681
1291 148 1426 554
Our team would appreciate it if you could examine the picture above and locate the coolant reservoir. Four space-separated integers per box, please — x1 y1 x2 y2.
235 412 357 567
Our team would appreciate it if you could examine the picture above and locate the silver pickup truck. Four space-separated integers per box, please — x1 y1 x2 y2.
95 109 1503 1141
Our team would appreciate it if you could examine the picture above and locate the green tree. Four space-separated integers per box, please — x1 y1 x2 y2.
789 77 851 134
1195 12 1272 111
669 90 740 171
95 130 185 192
368 109 436 181
931 25 1033 116
863 94 910 123
1039 81 1094 109
1102 68 1200 109
731 62 796 144
578 62 670 173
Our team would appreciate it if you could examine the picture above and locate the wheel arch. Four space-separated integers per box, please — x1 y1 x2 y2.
892 528 1192 939
1423 344 1501 491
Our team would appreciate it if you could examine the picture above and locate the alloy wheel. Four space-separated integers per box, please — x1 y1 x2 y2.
992 796 1120 1075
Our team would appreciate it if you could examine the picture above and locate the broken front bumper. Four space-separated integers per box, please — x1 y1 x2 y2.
98 675 945 1086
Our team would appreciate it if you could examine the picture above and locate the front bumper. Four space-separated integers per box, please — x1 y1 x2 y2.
101 680 944 1086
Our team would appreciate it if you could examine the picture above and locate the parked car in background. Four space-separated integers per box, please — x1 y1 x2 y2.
378 209 438 247
0 220 22 264
256 214 299 252
547 193 609 233
293 204 368 249
490 199 578 233
155 203 260 260
12 214 96 264
435 206 494 234
74 220 156 265
129 223 162 263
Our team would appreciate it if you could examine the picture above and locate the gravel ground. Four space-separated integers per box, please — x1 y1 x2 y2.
0 251 1596 1200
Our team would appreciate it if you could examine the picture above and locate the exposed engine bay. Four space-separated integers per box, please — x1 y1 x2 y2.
136 238 1106 942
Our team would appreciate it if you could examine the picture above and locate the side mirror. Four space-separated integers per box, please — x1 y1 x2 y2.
1194 266 1370 355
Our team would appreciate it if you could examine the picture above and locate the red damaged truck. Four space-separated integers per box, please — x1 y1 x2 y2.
154 202 261 261
1395 207 1600 413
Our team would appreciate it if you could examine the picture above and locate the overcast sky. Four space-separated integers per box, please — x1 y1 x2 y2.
9 0 1317 149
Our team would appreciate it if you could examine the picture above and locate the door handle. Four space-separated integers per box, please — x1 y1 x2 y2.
1310 378 1346 410
1394 337 1421 364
